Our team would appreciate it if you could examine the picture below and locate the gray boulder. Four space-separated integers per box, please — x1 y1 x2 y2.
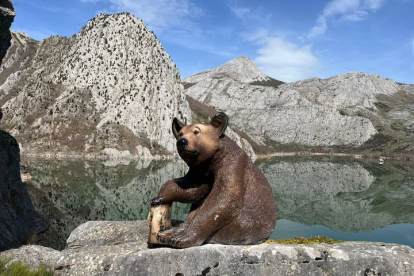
4 220 413 275
0 245 62 270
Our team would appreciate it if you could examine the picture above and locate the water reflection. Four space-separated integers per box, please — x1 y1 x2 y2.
25 158 190 249
258 158 414 234
24 157 414 249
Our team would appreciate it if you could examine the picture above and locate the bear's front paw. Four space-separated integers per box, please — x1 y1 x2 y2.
166 230 201 248
150 196 165 206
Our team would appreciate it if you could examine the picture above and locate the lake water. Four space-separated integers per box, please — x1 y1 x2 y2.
23 156 414 250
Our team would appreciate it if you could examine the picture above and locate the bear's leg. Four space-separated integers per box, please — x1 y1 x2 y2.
157 187 239 248
151 180 210 206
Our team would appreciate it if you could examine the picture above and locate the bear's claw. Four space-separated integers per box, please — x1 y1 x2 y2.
150 196 164 206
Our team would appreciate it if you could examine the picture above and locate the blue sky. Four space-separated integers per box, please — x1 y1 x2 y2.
11 0 414 83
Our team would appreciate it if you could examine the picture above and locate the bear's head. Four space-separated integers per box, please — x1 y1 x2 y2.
172 112 228 166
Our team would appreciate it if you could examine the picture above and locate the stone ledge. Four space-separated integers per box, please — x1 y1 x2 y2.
1 221 413 276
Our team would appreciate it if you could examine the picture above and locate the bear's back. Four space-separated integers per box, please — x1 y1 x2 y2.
212 135 277 244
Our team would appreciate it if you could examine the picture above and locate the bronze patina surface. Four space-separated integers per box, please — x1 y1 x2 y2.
149 113 277 248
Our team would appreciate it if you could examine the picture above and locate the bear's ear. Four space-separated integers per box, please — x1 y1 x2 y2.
210 112 228 138
172 117 185 139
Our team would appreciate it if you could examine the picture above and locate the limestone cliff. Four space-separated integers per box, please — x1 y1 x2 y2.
0 13 191 159
0 0 15 64
0 0 49 251
0 118 48 250
185 57 414 154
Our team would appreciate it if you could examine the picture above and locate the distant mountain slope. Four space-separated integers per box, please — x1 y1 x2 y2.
0 13 191 159
185 57 414 154
185 56 277 84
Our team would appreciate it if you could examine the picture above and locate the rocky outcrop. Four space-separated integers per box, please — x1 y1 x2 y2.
1 221 413 275
0 114 49 251
0 245 63 271
0 0 15 64
0 13 191 159
185 57 414 153
0 0 49 252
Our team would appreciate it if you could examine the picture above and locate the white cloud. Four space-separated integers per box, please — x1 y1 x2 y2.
341 10 369 21
78 0 235 56
252 35 319 82
364 0 385 10
309 16 327 38
308 0 386 38
241 28 269 42
105 0 202 32
230 7 250 18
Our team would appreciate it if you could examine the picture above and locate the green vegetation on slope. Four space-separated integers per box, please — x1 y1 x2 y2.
0 258 53 276
266 236 344 245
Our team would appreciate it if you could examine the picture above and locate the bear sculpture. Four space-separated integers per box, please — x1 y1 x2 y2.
150 112 277 248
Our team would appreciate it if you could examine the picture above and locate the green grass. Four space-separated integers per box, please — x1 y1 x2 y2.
266 236 345 245
0 258 53 276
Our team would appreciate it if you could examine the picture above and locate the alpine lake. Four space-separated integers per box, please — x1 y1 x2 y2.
22 156 414 250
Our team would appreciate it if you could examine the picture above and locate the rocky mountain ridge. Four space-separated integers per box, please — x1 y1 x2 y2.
0 13 191 160
0 14 256 161
185 56 273 84
2 12 413 158
185 57 414 154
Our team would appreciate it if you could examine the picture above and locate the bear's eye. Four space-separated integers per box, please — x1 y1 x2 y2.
194 130 200 135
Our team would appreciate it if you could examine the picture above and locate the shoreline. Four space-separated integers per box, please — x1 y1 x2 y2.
20 150 414 162
257 151 414 161
20 151 177 161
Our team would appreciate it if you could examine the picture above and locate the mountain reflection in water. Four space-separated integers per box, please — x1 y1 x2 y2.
24 157 414 250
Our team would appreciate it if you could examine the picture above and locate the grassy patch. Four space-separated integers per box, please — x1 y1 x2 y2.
0 258 53 276
266 236 345 245
250 77 284 88
183 82 196 89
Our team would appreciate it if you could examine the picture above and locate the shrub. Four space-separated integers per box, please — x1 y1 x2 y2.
0 258 53 276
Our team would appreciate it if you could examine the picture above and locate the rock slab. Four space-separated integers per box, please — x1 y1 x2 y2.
3 220 413 275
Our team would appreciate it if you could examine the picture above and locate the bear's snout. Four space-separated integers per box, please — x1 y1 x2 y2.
177 138 188 150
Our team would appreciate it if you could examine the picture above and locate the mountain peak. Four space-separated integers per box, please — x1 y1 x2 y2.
1 11 190 158
184 56 271 84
